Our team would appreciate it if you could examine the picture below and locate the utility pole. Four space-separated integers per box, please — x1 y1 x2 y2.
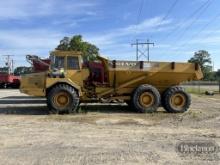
219 80 220 94
2 55 14 74
131 39 154 61
212 61 214 72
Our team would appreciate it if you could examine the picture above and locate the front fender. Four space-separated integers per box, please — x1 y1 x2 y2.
46 78 82 96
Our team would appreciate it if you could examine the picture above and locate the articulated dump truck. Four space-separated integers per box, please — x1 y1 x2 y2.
20 51 203 114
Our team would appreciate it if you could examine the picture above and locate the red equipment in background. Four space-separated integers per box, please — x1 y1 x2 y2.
0 54 50 89
0 72 20 88
0 55 20 88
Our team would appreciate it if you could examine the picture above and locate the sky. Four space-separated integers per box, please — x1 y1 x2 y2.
0 0 219 70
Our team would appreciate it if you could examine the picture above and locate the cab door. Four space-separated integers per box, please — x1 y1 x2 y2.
66 56 81 85
65 56 89 87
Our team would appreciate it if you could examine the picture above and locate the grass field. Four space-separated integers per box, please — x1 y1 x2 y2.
183 85 220 94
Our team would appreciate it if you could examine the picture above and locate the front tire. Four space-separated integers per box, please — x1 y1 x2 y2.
47 84 79 114
132 84 160 113
162 86 191 113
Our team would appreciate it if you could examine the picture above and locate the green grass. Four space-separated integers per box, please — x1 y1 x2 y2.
184 87 206 95
183 87 219 94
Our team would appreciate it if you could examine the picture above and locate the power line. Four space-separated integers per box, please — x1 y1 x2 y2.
173 14 220 56
130 0 146 51
161 0 179 22
151 0 179 40
158 0 213 57
172 1 215 55
131 0 145 41
178 12 220 49
161 0 212 42
174 0 213 42
151 0 179 44
200 23 220 40
136 0 145 25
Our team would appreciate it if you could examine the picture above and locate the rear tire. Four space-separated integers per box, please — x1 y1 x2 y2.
132 84 160 113
47 84 79 114
162 86 191 113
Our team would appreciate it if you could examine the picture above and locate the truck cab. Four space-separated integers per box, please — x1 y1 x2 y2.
20 50 108 97
20 51 85 96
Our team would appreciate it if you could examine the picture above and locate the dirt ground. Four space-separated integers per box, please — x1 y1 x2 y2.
0 89 219 165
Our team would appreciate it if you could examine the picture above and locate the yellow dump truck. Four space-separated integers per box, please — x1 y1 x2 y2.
20 50 203 114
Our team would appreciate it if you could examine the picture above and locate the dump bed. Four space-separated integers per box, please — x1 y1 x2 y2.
106 60 203 93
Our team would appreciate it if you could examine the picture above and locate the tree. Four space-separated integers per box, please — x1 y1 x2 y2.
0 67 9 73
216 69 220 80
56 35 99 61
188 50 212 80
14 67 32 76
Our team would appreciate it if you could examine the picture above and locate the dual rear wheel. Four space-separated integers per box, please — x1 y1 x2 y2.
130 85 191 113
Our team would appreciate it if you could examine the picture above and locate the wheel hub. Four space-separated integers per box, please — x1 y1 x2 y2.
170 93 186 110
139 92 154 108
54 92 70 108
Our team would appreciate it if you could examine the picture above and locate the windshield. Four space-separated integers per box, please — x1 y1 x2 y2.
50 55 65 70
54 56 65 69
49 55 80 71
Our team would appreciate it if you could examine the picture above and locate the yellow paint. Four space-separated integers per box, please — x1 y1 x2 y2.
20 50 203 102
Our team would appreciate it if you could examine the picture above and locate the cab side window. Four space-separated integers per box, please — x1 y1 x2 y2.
55 56 65 69
67 56 80 70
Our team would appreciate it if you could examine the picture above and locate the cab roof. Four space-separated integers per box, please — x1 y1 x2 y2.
50 50 109 62
50 50 82 56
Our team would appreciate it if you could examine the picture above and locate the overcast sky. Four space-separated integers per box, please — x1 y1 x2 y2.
0 0 219 70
